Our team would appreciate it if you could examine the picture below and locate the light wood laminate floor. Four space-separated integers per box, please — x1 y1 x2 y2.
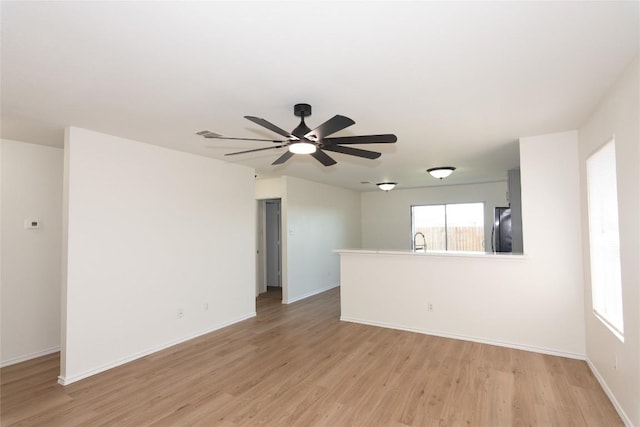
1 287 622 426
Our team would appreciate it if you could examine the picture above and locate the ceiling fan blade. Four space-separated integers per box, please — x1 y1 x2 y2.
224 145 285 156
322 144 381 159
245 116 295 139
311 149 337 166
272 150 294 165
205 135 284 143
322 134 397 145
305 115 355 140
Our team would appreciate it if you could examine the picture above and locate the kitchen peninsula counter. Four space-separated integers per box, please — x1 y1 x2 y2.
335 249 526 259
335 248 583 359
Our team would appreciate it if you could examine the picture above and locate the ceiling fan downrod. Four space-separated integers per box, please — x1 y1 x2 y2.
292 103 312 138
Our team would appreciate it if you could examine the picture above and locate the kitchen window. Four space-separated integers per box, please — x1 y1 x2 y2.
586 139 624 341
411 203 484 252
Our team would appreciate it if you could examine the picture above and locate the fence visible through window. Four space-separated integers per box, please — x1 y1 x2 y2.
412 203 484 252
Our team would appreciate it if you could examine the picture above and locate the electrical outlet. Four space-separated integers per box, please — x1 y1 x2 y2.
428 303 434 312
204 303 209 311
177 309 184 319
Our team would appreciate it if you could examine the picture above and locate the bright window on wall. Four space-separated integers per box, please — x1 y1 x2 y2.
586 139 624 341
411 203 484 252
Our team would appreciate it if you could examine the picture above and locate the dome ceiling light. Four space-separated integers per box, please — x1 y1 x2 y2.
377 182 397 191
427 167 456 179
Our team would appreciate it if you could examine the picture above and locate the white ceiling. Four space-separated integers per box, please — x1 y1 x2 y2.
2 1 638 191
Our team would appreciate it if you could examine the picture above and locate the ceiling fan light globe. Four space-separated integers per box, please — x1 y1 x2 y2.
289 142 317 154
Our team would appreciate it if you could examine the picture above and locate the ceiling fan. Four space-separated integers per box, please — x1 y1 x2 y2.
197 103 397 166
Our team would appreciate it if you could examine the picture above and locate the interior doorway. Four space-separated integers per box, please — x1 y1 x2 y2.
257 198 282 299
265 199 281 288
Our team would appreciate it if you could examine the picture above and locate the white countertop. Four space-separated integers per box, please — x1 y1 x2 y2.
335 248 527 260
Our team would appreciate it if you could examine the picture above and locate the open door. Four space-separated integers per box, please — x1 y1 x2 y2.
265 199 282 288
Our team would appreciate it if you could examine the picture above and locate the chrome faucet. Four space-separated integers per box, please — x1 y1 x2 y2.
413 232 426 251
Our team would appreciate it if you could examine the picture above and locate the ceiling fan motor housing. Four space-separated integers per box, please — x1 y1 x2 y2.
294 103 312 117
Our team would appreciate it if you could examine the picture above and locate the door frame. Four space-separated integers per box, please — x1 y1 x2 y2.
256 198 282 296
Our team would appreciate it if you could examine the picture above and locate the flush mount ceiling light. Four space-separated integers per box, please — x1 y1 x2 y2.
288 141 317 154
427 166 456 179
377 182 397 191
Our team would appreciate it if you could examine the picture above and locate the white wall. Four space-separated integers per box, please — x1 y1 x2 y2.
578 57 639 427
1 139 63 366
255 177 284 199
519 131 585 259
60 127 256 384
519 130 586 349
341 130 586 358
283 176 361 303
361 181 508 251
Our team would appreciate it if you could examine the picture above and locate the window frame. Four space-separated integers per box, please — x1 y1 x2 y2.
586 137 624 341
410 202 485 252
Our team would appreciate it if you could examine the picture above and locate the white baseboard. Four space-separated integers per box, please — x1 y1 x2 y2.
58 312 256 386
340 316 585 360
1 346 60 368
284 284 338 304
586 358 634 427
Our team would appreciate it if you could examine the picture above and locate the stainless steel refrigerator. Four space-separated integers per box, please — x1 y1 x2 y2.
492 207 512 253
